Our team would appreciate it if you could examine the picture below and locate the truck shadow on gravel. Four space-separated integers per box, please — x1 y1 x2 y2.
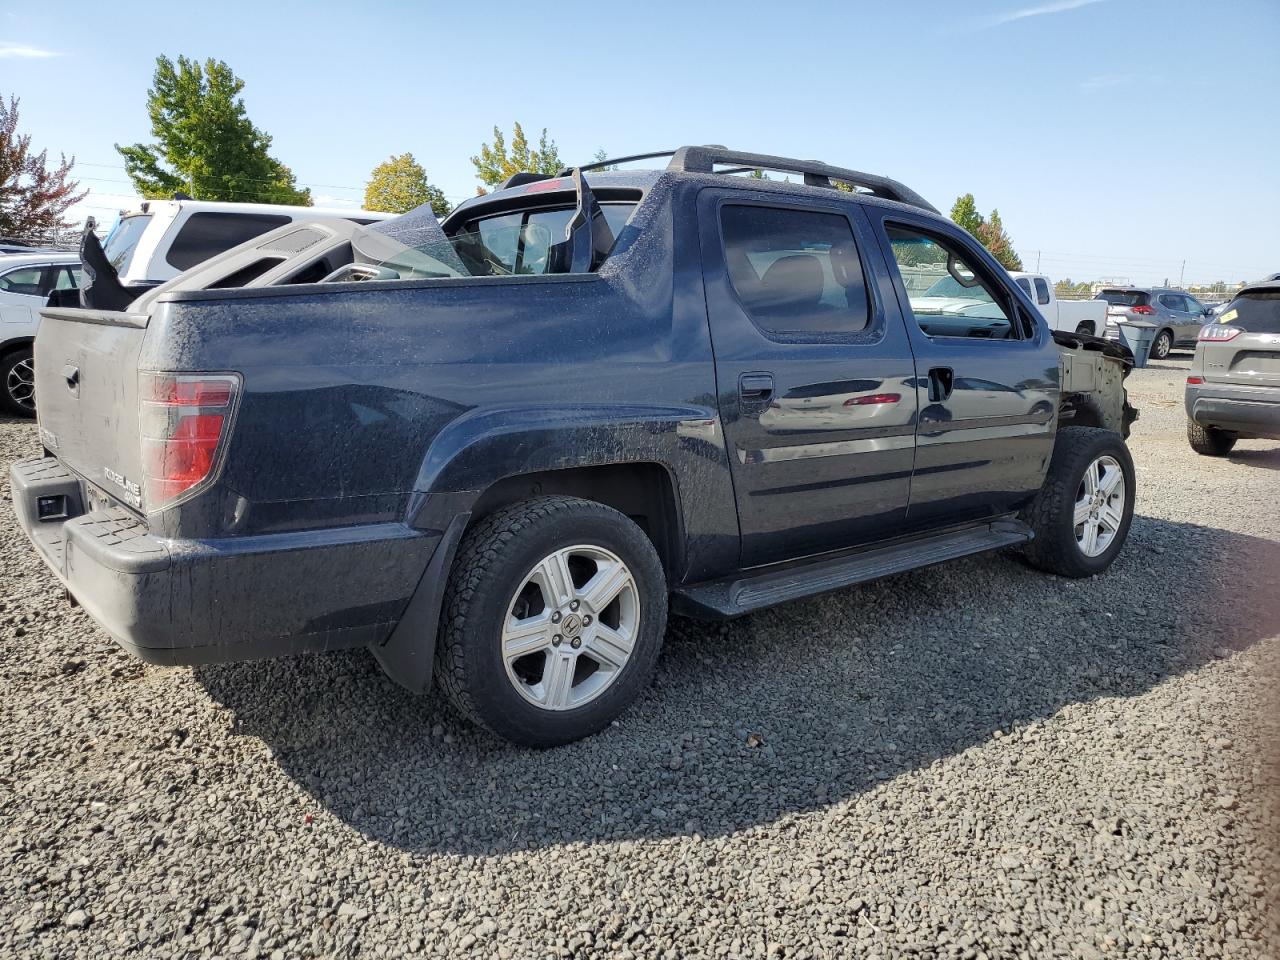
193 516 1280 856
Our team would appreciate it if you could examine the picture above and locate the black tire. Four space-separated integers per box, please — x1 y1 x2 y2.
1074 321 1094 336
1151 330 1173 360
1187 418 1237 456
0 347 36 418
435 496 668 747
1018 426 1135 578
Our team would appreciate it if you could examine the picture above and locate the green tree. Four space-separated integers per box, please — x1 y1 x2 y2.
590 148 617 172
363 152 449 216
0 95 85 242
116 55 311 205
949 193 1023 271
949 193 983 235
471 122 562 192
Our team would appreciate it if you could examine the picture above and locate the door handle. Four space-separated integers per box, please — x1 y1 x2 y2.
738 372 774 402
927 367 954 402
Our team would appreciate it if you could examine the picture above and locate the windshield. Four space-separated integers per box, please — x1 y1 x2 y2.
1219 291 1280 334
1095 289 1149 307
356 202 637 280
102 214 153 274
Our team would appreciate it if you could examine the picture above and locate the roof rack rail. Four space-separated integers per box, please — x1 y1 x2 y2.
668 146 937 213
501 171 557 189
555 150 680 177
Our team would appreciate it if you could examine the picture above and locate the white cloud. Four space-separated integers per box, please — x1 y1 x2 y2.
0 42 60 59
986 0 1108 28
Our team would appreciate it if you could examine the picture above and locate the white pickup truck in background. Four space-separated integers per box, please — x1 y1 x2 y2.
1011 272 1108 336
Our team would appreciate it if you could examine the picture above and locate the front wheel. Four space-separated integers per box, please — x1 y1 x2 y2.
1019 426 1136 578
435 496 668 747
0 348 36 418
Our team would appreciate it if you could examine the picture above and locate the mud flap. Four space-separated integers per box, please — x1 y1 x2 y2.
370 513 470 694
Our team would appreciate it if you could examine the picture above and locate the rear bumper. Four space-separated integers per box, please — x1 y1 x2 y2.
1185 386 1280 438
9 457 439 665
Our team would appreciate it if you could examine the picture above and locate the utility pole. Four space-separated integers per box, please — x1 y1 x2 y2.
1036 250 1041 272
1179 260 1185 288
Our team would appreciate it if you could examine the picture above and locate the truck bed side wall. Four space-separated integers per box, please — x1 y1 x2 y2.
141 180 740 585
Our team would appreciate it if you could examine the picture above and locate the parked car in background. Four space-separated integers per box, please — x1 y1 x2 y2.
1095 286 1213 359
101 199 395 289
12 146 1138 747
1185 280 1280 455
0 252 82 416
1010 273 1108 336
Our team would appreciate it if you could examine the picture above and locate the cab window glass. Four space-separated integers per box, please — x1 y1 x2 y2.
885 227 1016 339
719 205 870 337
1033 277 1050 305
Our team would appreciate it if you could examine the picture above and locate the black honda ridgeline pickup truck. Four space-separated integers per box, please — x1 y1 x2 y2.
12 147 1137 746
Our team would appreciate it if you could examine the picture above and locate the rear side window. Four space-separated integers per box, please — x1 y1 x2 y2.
1220 292 1280 334
166 212 291 271
1158 293 1184 310
1033 277 1051 305
1096 290 1149 307
0 266 44 295
885 226 1019 340
719 205 870 337
1015 277 1032 296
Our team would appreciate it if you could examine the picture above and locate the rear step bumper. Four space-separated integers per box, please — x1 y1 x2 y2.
10 457 439 665
672 519 1033 620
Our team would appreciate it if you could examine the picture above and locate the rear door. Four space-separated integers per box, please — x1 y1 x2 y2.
0 264 49 326
866 209 1059 529
698 190 918 567
1157 292 1197 344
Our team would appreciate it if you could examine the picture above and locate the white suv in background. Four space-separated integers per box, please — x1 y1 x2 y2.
101 199 394 287
0 252 81 416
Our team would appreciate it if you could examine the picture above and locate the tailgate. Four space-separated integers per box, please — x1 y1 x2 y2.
34 307 147 511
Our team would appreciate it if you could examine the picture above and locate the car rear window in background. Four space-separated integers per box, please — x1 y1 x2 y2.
1096 290 1149 307
103 214 153 274
166 212 292 271
720 205 870 338
1222 292 1280 334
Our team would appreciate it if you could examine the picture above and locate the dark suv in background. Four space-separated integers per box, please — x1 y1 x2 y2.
1096 286 1213 359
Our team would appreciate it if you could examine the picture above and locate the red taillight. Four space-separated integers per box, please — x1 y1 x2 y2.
139 373 239 510
1186 376 1204 385
843 393 902 406
1199 325 1241 342
1131 305 1156 315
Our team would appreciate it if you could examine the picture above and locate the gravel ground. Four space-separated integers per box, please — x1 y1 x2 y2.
1 357 1277 959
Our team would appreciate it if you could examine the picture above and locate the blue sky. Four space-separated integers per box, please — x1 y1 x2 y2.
3 0 1276 286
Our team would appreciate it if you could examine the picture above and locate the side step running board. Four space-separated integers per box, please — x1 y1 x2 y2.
672 519 1033 620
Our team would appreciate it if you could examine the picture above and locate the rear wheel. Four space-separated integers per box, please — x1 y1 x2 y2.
435 496 668 747
1151 330 1173 360
0 347 35 418
1019 426 1135 578
1187 418 1237 456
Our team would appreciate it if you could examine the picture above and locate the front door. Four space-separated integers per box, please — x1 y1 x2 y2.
698 190 919 568
866 210 1060 529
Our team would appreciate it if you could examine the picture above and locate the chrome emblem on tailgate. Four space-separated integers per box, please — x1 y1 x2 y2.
103 467 142 508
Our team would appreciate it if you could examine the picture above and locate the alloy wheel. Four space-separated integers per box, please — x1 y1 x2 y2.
501 544 641 710
1073 455 1126 557
6 356 35 412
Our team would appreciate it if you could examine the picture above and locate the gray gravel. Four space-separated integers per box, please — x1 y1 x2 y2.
1 357 1277 959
